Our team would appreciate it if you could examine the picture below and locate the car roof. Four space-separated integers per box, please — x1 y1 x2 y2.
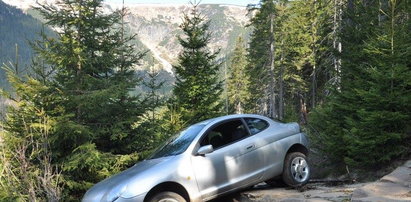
194 114 270 127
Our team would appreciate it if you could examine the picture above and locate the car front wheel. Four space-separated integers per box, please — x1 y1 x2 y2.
148 191 186 202
282 152 310 187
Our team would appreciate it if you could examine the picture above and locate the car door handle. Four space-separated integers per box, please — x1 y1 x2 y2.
246 144 255 150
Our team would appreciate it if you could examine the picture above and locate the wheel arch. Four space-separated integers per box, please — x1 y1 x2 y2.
144 181 190 202
286 143 309 156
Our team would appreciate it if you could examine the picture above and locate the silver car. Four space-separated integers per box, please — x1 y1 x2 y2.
82 114 310 202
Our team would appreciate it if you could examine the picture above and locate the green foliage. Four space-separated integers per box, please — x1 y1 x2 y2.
0 67 62 201
245 0 331 121
132 67 169 157
283 0 331 99
172 4 223 125
0 0 148 200
310 0 411 168
245 0 276 113
1 0 409 198
245 0 410 169
63 143 138 200
278 0 333 122
227 37 249 114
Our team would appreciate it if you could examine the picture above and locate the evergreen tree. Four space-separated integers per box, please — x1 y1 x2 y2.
245 0 276 115
143 67 166 124
245 0 336 123
0 67 61 201
310 0 411 168
227 37 249 114
280 0 333 123
6 0 146 199
172 3 223 124
134 66 167 156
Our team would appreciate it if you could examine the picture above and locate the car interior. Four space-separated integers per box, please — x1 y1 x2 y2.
200 119 249 149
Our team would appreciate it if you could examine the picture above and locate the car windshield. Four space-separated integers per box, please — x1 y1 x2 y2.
149 124 205 159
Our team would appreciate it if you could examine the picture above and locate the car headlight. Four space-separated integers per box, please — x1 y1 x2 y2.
103 184 128 202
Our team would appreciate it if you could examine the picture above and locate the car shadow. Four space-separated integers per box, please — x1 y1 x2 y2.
208 191 245 202
209 184 282 202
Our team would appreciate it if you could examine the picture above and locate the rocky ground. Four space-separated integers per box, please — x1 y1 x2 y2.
212 160 411 202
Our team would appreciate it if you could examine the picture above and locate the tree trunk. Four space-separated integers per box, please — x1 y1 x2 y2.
279 40 285 120
269 12 277 119
299 93 308 124
333 0 342 91
311 0 318 108
224 55 230 114
236 102 243 114
311 64 316 108
76 0 84 122
14 44 19 74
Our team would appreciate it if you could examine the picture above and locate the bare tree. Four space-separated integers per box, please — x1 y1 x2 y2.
332 0 343 90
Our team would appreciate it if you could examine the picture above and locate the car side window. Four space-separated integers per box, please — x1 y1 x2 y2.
200 119 249 150
244 118 269 135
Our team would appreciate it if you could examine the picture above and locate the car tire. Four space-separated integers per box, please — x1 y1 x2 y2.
282 152 310 187
148 191 186 202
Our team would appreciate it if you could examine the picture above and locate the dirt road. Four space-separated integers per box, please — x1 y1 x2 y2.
212 160 411 202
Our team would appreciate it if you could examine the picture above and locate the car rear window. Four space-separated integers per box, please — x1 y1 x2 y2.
245 118 269 135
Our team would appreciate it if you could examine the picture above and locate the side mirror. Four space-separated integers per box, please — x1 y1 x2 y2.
197 145 214 156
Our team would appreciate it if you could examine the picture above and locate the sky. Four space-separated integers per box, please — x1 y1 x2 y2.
105 0 260 6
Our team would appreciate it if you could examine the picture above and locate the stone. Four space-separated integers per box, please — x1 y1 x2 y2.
351 160 411 202
212 160 411 202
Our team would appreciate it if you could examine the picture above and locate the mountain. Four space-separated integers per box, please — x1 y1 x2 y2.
117 3 251 93
1 0 251 93
117 3 250 73
0 0 54 90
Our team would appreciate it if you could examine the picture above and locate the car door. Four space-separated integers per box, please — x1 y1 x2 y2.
244 117 286 179
190 119 265 200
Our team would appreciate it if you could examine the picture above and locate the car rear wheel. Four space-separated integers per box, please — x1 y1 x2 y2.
282 152 310 187
148 191 186 202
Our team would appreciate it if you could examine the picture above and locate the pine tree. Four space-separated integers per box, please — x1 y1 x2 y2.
310 0 411 168
143 67 165 124
172 3 223 124
281 0 333 123
246 0 330 122
245 0 276 116
134 66 167 156
227 37 249 114
0 67 62 201
342 0 411 167
21 0 145 198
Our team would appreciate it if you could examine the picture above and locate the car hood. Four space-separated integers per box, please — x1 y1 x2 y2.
82 156 174 202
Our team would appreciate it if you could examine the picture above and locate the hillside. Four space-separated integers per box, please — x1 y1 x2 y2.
0 0 54 90
120 3 251 93
119 3 250 73
1 0 251 93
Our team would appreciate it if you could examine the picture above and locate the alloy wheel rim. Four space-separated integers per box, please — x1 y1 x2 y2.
290 157 309 183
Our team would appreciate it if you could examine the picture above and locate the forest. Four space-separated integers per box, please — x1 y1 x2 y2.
0 0 410 201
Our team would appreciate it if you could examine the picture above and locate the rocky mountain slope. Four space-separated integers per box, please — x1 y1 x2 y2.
2 0 251 75
119 3 250 73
